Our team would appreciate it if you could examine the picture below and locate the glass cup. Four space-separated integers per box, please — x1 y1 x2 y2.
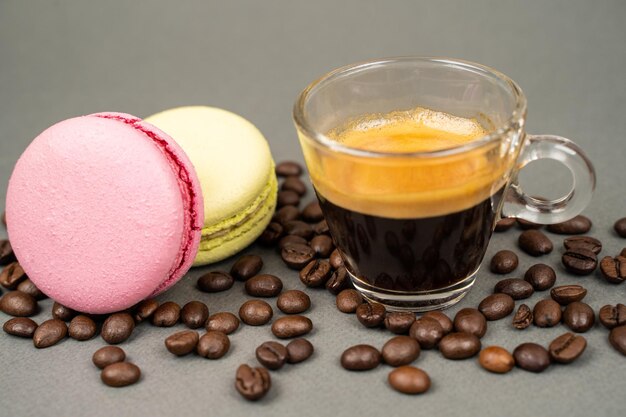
293 57 595 312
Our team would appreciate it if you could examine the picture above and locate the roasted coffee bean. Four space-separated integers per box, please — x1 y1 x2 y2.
274 205 300 225
494 278 534 300
0 240 16 265
312 219 330 235
299 259 332 287
563 302 595 332
0 291 37 316
92 346 126 369
277 190 300 207
101 313 135 344
165 330 200 356
235 365 271 401
197 331 230 359
255 341 288 370
271 315 313 338
439 332 481 359
422 311 453 334
281 243 315 269
356 303 386 328
563 236 602 254
341 344 381 370
549 333 587 363
276 161 303 177
69 315 97 341
231 255 263 281
309 235 334 257
329 249 344 269
384 312 416 335
101 362 141 387
550 285 587 305
301 201 324 222
286 338 314 363
524 264 557 291
133 299 159 323
326 266 351 295
258 222 284 246
16 279 46 300
33 319 67 348
614 218 626 238
3 317 37 338
512 304 533 329
409 317 444 349
562 247 597 275
239 300 273 326
517 219 543 230
453 308 487 338
513 343 550 372
599 255 626 283
609 325 626 355
51 302 75 321
277 290 310 314
245 274 283 297
479 293 515 321
533 299 562 328
479 346 515 373
382 336 421 367
205 312 240 334
197 271 234 293
518 230 553 256
152 302 181 327
388 366 431 395
547 215 592 234
336 289 362 313
490 250 518 274
281 176 307 196
283 220 314 239
599 304 626 329
0 262 26 289
181 301 209 329
278 235 308 250
494 218 516 232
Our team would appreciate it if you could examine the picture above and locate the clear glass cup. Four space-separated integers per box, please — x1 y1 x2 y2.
293 57 595 312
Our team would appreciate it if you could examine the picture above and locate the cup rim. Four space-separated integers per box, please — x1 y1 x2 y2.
293 56 528 158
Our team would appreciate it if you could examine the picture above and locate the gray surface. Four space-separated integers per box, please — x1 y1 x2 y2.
1 1 625 416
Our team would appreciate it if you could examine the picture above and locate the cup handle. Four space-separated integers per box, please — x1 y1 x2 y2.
501 134 596 224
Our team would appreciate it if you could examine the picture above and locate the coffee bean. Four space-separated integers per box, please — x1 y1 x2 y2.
235 364 271 401
255 341 288 370
51 302 75 321
599 304 626 329
478 294 515 321
286 338 314 363
382 336 420 367
490 250 518 274
0 262 27 289
309 235 334 257
258 222 284 246
3 317 37 338
479 346 515 373
278 235 308 250
299 259 331 287
276 161 303 177
513 343 550 372
614 218 626 238
599 255 626 283
231 255 263 281
283 220 314 239
197 331 230 359
384 312 416 335
274 205 300 225
524 264 556 291
494 218 516 232
388 366 431 395
239 300 273 326
326 266 351 295
69 315 97 341
277 190 300 207
33 319 67 348
92 346 126 369
422 311 453 334
550 285 587 305
439 332 481 359
16 278 46 300
341 344 381 370
151 302 181 327
563 301 595 333
165 330 200 356
0 291 38 317
181 301 209 329
518 230 553 256
101 313 135 344
517 219 543 230
133 299 159 323
356 302 386 328
206 312 240 334
101 362 141 387
281 243 315 270
336 289 362 313
281 176 307 196
563 236 602 254
0 240 16 266
562 247 597 275
409 317 444 349
271 315 313 338
277 290 310 314
512 304 533 329
494 278 534 300
549 332 587 363
329 249 344 269
312 220 329 235
453 308 487 338
197 271 234 293
547 215 592 234
245 274 283 297
609 325 626 355
533 299 562 328
301 201 323 222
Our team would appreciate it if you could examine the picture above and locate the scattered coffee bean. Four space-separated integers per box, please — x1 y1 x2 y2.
599 304 626 329
409 317 444 349
101 362 141 387
51 302 75 321
356 302 386 328
281 243 315 269
283 220 314 239
494 278 534 300
309 235 334 257
599 255 626 283
518 230 553 256
256 341 288 370
384 312 416 335
235 364 271 401
563 236 602 254
276 161 303 177
513 343 550 372
271 315 313 338
326 266 351 295
205 312 240 334
512 304 533 329
197 331 230 359
69 315 97 341
329 249 344 269
258 222 284 246
239 300 273 326
101 313 135 344
381 336 420 367
33 319 67 348
312 220 329 235
277 290 310 314
533 299 562 328
548 332 587 363
277 190 300 207
422 311 453 334
92 346 126 369
494 218 516 232
0 241 16 266
301 201 324 223
152 301 181 327
524 264 556 291
479 346 515 373
490 250 518 274
547 215 592 234
0 291 38 317
16 278 45 300
478 293 515 321
562 247 597 275
439 332 481 359
453 308 487 338
286 338 314 363
278 234 307 250
281 176 307 196
341 344 381 370
0 262 27 289
181 301 209 329
165 330 199 356
299 259 332 287
231 255 263 281
614 218 626 238
336 289 362 314
609 325 626 355
388 366 431 395
274 205 300 225
245 274 283 297
563 301 595 333
517 219 543 230
134 299 159 323
197 271 234 293
550 285 587 305
3 317 37 338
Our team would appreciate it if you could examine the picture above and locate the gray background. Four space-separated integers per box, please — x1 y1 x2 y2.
1 1 625 416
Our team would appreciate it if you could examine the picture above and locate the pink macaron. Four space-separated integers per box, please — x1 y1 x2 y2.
5 112 204 314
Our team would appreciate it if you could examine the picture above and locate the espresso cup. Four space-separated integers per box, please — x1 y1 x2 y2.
293 57 595 312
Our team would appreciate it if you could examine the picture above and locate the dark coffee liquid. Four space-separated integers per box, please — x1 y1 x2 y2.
317 187 504 291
